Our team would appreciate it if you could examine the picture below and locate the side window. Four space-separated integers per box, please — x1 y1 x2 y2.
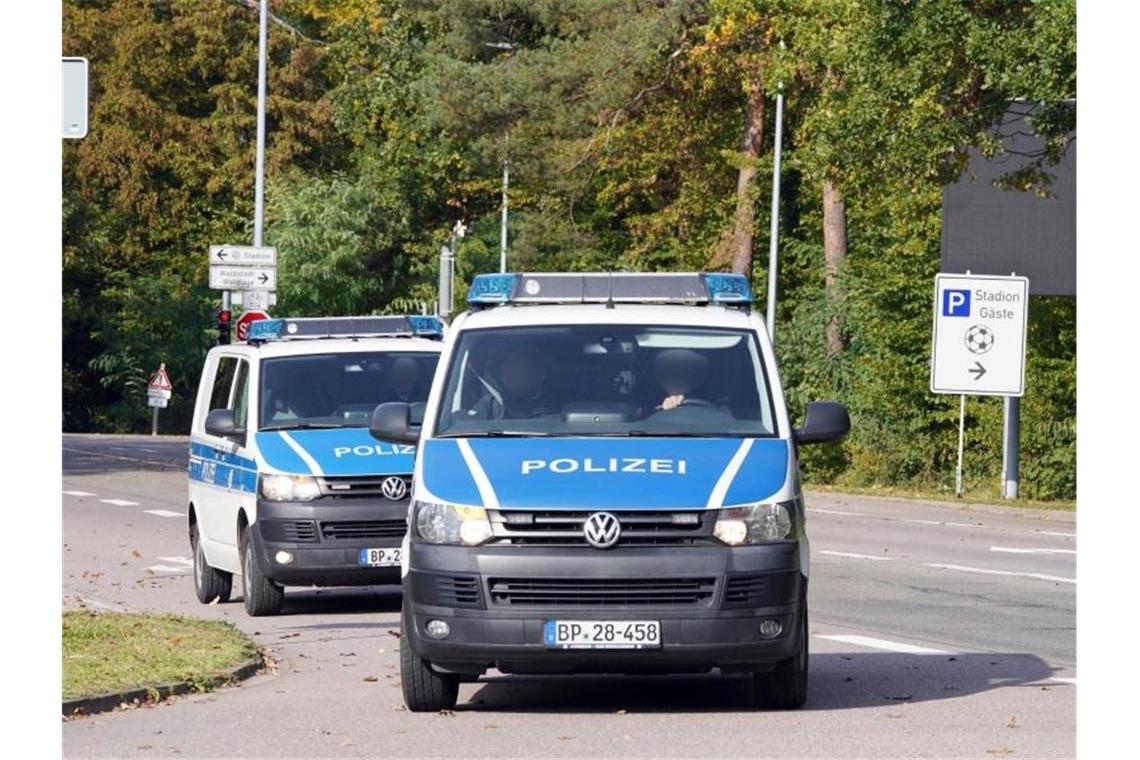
210 357 238 411
232 360 250 430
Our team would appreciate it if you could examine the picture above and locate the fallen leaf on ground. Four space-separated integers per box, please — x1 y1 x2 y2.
362 676 379 682
132 550 142 558
438 709 455 717
1007 715 1019 729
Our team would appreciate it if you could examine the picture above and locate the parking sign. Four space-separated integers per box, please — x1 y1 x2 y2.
930 274 1029 396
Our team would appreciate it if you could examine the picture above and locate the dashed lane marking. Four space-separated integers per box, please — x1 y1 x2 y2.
816 634 953 656
63 490 95 497
806 508 868 517
818 550 892 561
925 563 1076 584
1050 677 1077 685
146 556 193 574
991 546 1077 555
1038 531 1077 538
144 509 185 518
99 498 139 507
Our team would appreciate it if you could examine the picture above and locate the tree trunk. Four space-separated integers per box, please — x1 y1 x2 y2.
822 179 847 358
711 78 765 275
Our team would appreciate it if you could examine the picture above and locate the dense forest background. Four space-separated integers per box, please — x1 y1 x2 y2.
62 0 1076 500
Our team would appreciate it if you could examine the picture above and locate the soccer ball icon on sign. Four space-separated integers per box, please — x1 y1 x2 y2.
964 324 995 355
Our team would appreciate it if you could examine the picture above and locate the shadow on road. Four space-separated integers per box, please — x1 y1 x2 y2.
63 436 187 476
461 652 1063 713
236 586 404 620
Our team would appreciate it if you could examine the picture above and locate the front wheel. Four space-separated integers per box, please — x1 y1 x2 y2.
191 523 232 604
400 606 459 712
240 527 284 616
752 607 808 709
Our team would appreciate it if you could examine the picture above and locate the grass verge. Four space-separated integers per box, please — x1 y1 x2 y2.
63 610 259 700
808 483 1076 512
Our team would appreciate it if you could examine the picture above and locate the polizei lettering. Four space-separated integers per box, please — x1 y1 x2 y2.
521 458 688 475
333 443 415 458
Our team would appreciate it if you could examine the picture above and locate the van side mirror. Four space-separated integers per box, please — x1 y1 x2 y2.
370 402 420 445
793 401 850 445
205 408 245 438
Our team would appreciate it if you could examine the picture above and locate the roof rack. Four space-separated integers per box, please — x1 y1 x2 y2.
466 272 752 309
246 315 444 344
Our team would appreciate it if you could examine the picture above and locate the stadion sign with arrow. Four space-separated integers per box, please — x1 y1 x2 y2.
930 273 1028 397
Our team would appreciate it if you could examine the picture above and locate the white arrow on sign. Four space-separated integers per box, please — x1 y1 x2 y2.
209 245 277 266
210 266 277 291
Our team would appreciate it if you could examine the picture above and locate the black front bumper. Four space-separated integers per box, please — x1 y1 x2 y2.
249 498 407 587
404 542 805 675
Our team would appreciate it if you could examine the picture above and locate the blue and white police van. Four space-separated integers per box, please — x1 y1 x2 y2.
188 315 443 616
368 273 850 710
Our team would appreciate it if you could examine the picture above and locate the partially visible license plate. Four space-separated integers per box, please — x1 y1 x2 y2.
543 619 661 649
357 547 401 567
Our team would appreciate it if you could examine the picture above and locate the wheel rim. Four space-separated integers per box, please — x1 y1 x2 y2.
194 536 204 589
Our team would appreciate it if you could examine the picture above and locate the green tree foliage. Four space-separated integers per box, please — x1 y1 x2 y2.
63 0 1076 500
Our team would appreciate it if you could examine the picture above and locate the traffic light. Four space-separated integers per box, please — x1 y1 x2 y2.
217 309 232 345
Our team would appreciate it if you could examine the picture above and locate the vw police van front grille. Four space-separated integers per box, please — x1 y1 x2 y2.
317 476 412 499
320 520 407 540
436 575 481 606
260 519 318 543
489 510 713 546
488 577 716 607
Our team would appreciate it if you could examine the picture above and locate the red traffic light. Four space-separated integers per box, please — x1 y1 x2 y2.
218 309 232 323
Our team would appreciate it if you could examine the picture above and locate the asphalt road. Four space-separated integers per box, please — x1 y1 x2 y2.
62 433 1075 759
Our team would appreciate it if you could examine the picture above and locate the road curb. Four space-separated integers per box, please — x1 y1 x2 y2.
62 653 265 718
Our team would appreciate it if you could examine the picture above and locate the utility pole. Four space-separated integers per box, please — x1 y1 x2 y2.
765 43 786 344
500 152 509 273
254 0 268 248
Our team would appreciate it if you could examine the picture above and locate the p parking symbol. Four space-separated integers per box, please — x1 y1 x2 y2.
942 289 971 317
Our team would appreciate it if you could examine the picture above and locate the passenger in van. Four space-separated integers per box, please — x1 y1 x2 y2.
470 346 559 420
389 356 420 402
653 348 712 411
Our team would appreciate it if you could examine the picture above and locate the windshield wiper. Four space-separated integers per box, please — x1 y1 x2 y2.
437 430 554 438
627 430 744 437
260 422 345 431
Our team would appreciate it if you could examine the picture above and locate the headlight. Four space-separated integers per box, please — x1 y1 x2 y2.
713 502 794 545
414 500 493 546
259 474 321 502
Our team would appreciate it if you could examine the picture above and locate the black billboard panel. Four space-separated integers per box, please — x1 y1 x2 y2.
941 102 1075 296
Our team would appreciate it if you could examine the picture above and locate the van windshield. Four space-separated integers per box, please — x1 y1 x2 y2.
259 352 439 431
435 325 777 438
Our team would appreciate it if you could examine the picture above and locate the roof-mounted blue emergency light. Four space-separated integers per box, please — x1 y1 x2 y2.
466 272 752 309
246 315 444 344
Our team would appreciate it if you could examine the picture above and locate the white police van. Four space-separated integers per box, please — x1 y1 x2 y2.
368 273 850 710
188 315 443 616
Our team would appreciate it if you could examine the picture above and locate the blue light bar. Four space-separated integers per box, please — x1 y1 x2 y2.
246 315 443 344
701 273 752 303
245 318 284 342
467 274 518 304
465 272 752 309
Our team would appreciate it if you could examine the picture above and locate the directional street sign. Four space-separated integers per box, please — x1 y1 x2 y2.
209 245 277 266
210 266 277 291
240 289 270 311
931 273 1029 396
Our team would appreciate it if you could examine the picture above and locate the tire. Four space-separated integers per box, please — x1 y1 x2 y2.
240 527 284 616
752 607 808 710
191 523 232 604
400 606 459 712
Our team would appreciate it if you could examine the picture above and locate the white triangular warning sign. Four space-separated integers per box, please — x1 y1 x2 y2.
148 364 173 392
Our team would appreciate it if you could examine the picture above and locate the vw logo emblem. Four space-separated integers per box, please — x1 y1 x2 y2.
380 476 407 501
583 512 621 549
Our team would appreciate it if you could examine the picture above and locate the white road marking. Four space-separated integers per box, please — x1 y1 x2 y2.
991 546 1076 555
146 564 191 574
157 556 193 566
806 508 867 517
902 518 945 526
99 498 139 506
63 490 95 497
144 509 185 518
818 550 892 561
1038 531 1077 538
925 563 1076 584
816 634 953 655
1050 677 1077 685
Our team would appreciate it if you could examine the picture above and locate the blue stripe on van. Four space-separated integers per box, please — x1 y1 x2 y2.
420 439 482 505
722 439 789 506
188 442 257 493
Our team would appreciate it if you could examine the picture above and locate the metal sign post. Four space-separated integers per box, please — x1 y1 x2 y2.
146 364 173 435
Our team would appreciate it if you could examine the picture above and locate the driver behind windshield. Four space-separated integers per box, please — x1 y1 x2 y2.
470 346 559 420
389 356 420 402
654 348 711 411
